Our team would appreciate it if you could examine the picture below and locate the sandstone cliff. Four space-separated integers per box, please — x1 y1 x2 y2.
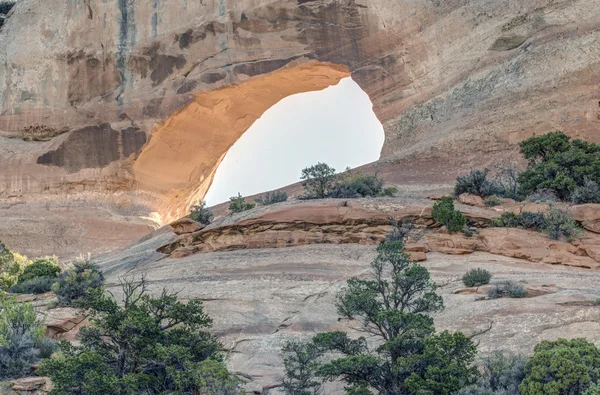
95 197 600 393
1 0 599 256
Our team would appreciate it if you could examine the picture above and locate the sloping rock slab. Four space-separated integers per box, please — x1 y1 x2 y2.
170 218 205 235
44 307 88 341
159 199 495 256
10 377 51 393
479 228 600 269
571 204 600 234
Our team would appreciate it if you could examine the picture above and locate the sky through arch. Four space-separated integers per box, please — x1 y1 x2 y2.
204 77 385 206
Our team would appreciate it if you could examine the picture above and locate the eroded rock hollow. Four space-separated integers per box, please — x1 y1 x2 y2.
1 0 599 256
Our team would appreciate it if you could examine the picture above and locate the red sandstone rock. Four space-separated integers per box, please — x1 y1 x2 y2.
408 251 427 261
157 198 600 271
2 0 599 259
160 200 494 256
425 233 486 255
170 218 205 235
480 228 600 269
405 244 429 253
11 377 51 392
571 204 600 234
458 193 485 207
44 308 88 341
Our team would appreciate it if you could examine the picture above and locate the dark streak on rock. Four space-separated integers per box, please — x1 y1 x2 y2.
36 123 147 173
200 70 227 84
129 42 187 87
233 57 301 77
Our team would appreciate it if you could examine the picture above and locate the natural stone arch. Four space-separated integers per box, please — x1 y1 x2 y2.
133 61 351 223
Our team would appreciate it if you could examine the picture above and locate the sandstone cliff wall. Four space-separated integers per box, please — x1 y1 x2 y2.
1 0 599 256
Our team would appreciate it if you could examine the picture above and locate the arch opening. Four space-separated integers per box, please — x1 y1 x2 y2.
204 77 385 206
132 62 384 223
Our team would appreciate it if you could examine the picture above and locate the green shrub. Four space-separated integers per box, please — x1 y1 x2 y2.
456 351 527 395
300 165 396 200
455 169 503 197
0 295 45 380
9 276 54 294
189 201 213 225
492 212 520 228
330 171 396 199
543 209 580 241
493 210 579 241
484 195 503 207
584 383 600 395
256 190 288 205
462 268 492 287
519 338 600 395
386 218 412 243
0 245 30 291
18 257 60 283
518 131 600 201
228 193 256 214
487 281 528 299
382 186 398 196
301 162 337 199
572 179 600 204
432 196 456 226
526 189 561 203
0 1 15 18
52 258 104 307
448 210 468 232
281 341 323 395
494 161 522 200
282 242 477 395
330 176 381 198
36 337 57 359
506 282 528 298
518 211 545 230
432 196 468 233
39 278 239 394
0 243 14 272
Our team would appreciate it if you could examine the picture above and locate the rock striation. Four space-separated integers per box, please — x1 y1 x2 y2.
1 0 600 256
161 198 600 270
96 228 600 393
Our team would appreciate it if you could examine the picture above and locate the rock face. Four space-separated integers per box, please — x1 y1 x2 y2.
1 0 600 256
97 230 600 393
571 204 600 233
160 198 494 256
161 198 600 270
10 377 52 393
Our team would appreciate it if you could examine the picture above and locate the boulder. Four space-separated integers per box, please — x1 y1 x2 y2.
44 308 88 341
458 193 485 207
170 218 205 235
479 228 600 269
11 377 51 392
244 382 264 394
571 204 600 233
408 251 427 261
425 233 486 255
161 200 499 257
405 244 429 253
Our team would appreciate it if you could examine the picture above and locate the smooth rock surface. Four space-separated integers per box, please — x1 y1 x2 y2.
2 0 600 256
458 193 485 207
571 204 600 234
96 232 600 393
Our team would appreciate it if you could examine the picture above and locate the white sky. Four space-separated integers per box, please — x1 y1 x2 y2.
204 77 385 206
